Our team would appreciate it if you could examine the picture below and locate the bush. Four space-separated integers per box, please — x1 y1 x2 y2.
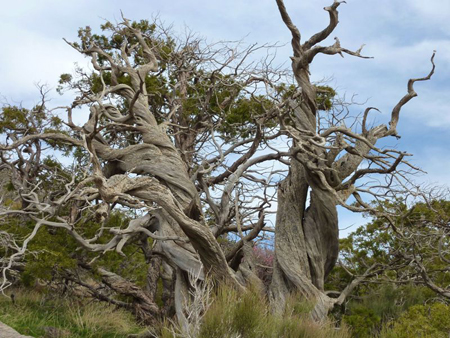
381 303 450 338
342 284 434 337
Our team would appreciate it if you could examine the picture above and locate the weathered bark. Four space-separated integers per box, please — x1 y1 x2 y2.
97 267 160 325
270 160 338 320
270 0 365 320
303 186 339 290
161 261 176 316
146 255 162 302
270 0 434 321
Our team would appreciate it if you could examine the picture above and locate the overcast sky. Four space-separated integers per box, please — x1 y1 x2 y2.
1 0 449 235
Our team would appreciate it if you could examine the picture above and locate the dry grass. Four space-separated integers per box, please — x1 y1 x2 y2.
157 284 351 338
0 288 145 337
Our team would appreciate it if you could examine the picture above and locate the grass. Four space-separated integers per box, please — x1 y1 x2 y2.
158 285 351 338
0 288 146 337
1 285 352 338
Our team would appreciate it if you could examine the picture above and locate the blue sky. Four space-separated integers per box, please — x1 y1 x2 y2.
1 0 449 235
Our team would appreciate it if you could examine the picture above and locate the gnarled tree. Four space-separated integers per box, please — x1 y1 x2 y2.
0 0 435 326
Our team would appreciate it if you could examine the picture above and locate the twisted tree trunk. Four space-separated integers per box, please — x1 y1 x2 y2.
270 0 353 320
270 160 339 319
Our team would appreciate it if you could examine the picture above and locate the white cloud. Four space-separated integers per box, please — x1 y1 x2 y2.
0 23 87 106
409 0 450 34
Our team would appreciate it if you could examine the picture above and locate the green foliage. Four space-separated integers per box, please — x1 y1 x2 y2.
342 285 436 337
23 227 78 285
0 210 148 288
344 308 380 338
333 199 450 298
218 94 275 139
381 303 450 338
0 103 76 159
315 85 336 111
0 288 145 337
0 105 65 135
0 106 31 133
331 199 450 337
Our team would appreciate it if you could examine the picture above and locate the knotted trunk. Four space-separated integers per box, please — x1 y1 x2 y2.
270 159 339 320
269 6 342 318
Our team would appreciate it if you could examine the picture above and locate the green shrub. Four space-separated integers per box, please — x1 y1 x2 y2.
342 284 434 337
381 303 450 338
343 307 380 338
